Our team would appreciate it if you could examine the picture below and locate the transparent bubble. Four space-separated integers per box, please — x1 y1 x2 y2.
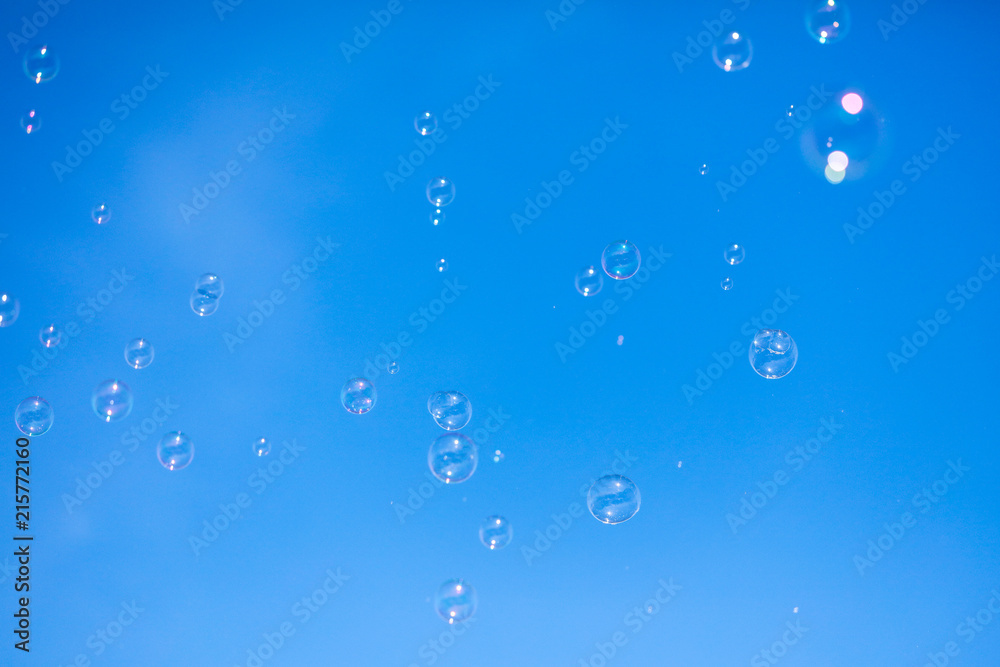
713 32 753 72
415 111 438 136
699 164 709 175
493 449 504 463
91 203 111 225
436 259 448 273
721 277 734 291
39 324 62 348
341 377 376 414
479 515 513 550
430 208 445 226
802 94 884 179
157 432 194 471
91 379 133 423
724 244 746 265
601 240 641 280
749 329 798 379
20 109 41 134
807 0 851 44
15 397 54 436
575 266 604 297
252 437 270 457
427 391 472 431
428 433 478 484
435 579 477 624
426 177 456 207
124 338 154 369
587 474 641 524
0 294 19 327
24 45 59 83
387 361 399 375
190 292 220 317
195 273 224 299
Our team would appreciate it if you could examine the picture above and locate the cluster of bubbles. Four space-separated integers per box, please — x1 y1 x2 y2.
427 390 472 431
190 273 225 317
573 240 640 297
721 243 745 290
416 114 455 264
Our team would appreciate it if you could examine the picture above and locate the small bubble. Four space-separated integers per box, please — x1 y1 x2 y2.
574 266 604 297
492 449 504 463
39 324 62 348
723 244 746 265
677 461 683 468
436 259 448 273
793 606 799 613
426 177 456 207
427 391 472 431
479 515 513 550
806 0 851 44
721 277 734 291
91 203 111 225
190 292 220 316
124 338 154 369
388 361 399 375
434 579 477 624
699 164 709 175
23 45 59 83
158 432 194 471
341 377 376 414
91 379 134 423
787 105 795 117
414 111 438 136
713 32 753 72
0 294 19 327
428 433 478 483
430 208 445 226
617 335 624 346
601 240 641 280
252 437 270 457
14 397 54 436
20 109 41 134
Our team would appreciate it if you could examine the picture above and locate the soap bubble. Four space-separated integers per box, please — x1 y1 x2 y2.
807 0 851 44
436 259 448 273
749 329 798 379
601 240 641 280
426 177 456 207
15 397 54 436
575 266 604 297
415 111 437 136
493 449 504 463
0 294 19 327
195 273 224 299
713 32 753 72
190 292 220 316
124 338 154 369
91 379 133 422
587 474 641 524
721 277 734 291
427 391 472 431
341 377 376 414
24 45 59 83
39 325 62 348
92 203 111 225
724 244 745 265
157 432 194 471
388 362 399 375
252 437 270 457
700 164 709 175
20 110 41 134
428 433 478 484
479 516 513 550
430 208 445 226
435 579 477 624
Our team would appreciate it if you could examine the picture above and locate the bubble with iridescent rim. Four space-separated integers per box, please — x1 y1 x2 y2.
158 432 194 471
723 244 745 265
23 45 59 83
749 329 798 379
39 325 62 348
341 377 376 414
721 277 734 291
387 362 399 375
435 579 477 624
91 379 133 423
414 111 438 136
427 391 472 431
587 474 641 524
124 338 154 369
20 110 41 134
601 240 641 280
479 515 513 550
0 294 19 327
426 177 456 207
806 0 851 44
253 437 270 457
15 397 54 436
575 266 604 297
92 203 111 225
428 433 478 484
712 32 753 72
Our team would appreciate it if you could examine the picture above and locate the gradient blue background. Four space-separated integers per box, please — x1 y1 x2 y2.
2 0 999 664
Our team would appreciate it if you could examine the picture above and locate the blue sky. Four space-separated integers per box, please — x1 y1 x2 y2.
2 0 999 665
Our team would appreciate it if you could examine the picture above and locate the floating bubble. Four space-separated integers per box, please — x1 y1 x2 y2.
91 379 133 422
428 433 478 483
195 273 224 299
841 92 863 115
724 244 746 265
435 579 477 624
479 516 513 550
124 338 154 369
24 45 59 83
426 177 456 207
190 292 220 317
252 437 270 457
807 0 850 44
430 208 445 226
20 110 41 134
587 474 641 524
575 266 604 297
91 203 111 225
427 391 472 431
721 277 734 291
616 335 624 346
492 449 504 463
158 432 194 471
415 111 437 136
699 164 709 175
802 91 885 180
713 32 753 72
341 377 376 414
15 397 54 436
39 324 62 348
436 259 448 273
749 329 798 379
601 240 641 280
0 294 19 327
